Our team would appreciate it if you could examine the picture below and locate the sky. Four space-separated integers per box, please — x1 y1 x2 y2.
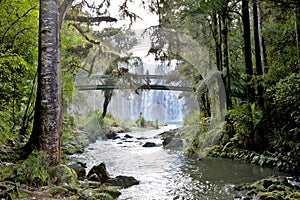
79 0 160 64
81 0 159 29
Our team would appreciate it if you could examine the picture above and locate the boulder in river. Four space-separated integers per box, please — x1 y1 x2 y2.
86 163 140 189
124 134 133 138
106 175 140 188
87 163 110 183
105 125 124 139
105 131 117 139
160 128 183 150
142 142 157 147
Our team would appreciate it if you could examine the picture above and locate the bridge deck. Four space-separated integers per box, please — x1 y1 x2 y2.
76 84 194 92
74 74 193 92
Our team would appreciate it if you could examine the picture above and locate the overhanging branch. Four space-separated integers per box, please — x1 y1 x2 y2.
65 15 117 23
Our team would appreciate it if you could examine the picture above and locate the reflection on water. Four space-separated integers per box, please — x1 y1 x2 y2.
73 125 282 200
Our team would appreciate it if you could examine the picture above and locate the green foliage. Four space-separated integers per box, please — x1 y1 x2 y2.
97 192 114 200
266 73 300 148
16 150 48 187
225 103 263 149
181 111 209 155
263 7 299 84
61 109 109 156
60 23 90 108
0 0 38 142
86 109 106 130
136 112 146 127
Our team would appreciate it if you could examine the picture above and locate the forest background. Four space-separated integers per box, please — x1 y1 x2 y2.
0 0 299 198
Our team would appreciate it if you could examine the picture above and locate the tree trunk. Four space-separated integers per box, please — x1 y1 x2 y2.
257 2 266 72
253 0 264 108
221 15 231 109
212 14 222 71
242 0 255 104
218 16 223 72
296 0 300 57
102 89 113 118
27 0 61 167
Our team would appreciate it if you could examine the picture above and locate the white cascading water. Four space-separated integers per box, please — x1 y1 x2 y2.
108 61 185 123
74 61 194 123
111 90 183 123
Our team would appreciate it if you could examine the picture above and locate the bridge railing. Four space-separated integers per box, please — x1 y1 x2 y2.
74 73 193 92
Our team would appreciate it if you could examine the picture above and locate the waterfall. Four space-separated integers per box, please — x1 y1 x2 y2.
108 61 186 123
109 89 183 123
73 61 197 124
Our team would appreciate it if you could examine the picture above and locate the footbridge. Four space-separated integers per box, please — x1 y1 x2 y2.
75 74 194 92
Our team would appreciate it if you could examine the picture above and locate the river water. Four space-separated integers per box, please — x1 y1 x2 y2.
73 125 283 200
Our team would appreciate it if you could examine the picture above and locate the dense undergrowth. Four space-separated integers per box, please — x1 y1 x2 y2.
0 109 129 199
183 73 300 175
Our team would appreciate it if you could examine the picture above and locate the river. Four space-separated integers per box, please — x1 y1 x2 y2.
73 125 283 200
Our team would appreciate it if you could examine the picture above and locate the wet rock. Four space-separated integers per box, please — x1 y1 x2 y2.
105 125 125 139
106 175 139 188
142 142 157 147
163 138 183 150
105 131 117 139
68 162 86 179
112 136 121 140
160 129 183 150
124 134 133 138
88 174 100 182
87 163 110 183
137 136 146 140
124 140 134 143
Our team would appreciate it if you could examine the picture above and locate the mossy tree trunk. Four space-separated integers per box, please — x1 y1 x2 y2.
28 0 62 167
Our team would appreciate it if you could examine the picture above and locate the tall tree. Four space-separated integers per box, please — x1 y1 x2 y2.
296 0 300 57
220 0 231 109
29 0 62 167
242 0 255 103
252 0 264 108
24 0 132 167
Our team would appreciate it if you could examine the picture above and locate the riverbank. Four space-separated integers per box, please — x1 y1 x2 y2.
207 143 300 199
0 115 171 199
1 119 299 199
68 124 292 199
66 122 300 200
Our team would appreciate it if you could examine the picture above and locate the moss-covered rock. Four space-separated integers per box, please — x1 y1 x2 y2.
68 162 86 180
47 186 69 196
80 187 119 200
234 176 300 200
48 165 77 189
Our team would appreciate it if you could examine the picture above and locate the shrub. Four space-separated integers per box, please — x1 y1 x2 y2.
16 150 49 187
